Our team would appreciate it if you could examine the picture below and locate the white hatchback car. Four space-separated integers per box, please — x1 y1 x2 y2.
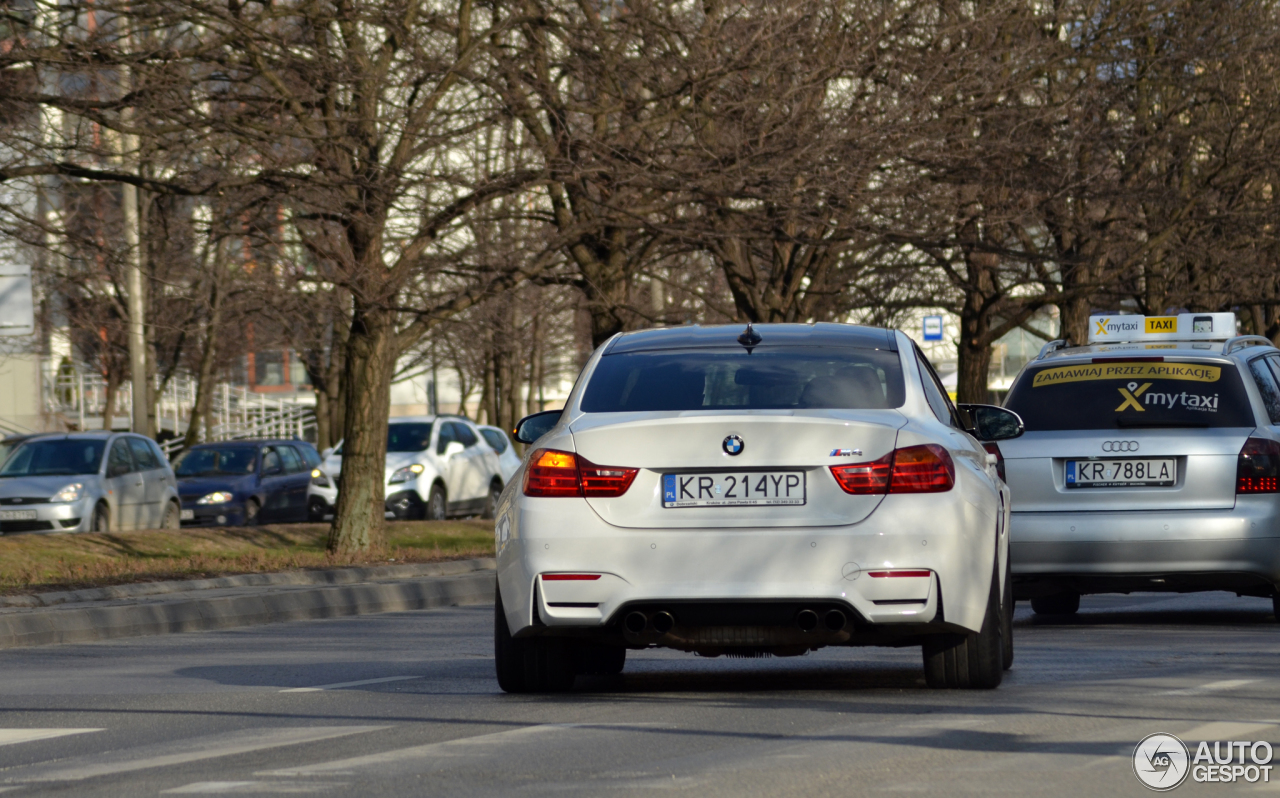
494 323 1022 692
308 416 506 521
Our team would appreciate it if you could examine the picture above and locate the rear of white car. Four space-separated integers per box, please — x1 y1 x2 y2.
1001 323 1280 616
494 323 1014 692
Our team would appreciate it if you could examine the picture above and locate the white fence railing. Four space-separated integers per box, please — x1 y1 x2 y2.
45 367 316 455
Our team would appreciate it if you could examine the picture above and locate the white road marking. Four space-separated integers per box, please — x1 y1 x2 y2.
1157 679 1259 696
260 723 667 778
279 676 422 693
1 726 386 783
0 729 103 747
163 781 347 794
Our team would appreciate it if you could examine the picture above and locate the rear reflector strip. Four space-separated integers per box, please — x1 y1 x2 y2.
541 574 602 581
867 570 932 578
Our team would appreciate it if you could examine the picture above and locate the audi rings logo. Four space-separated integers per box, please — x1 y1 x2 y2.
1103 440 1140 453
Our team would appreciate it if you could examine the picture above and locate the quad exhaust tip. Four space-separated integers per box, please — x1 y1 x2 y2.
796 609 819 632
624 611 647 634
824 609 847 632
652 611 676 634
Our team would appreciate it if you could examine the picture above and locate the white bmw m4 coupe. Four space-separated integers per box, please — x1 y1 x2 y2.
494 323 1023 692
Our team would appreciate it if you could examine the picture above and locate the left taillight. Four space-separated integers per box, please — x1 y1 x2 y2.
523 449 638 498
830 444 955 495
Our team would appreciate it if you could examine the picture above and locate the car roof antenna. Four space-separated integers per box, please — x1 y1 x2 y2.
737 322 762 352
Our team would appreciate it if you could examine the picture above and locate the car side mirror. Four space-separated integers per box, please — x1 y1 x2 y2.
443 441 466 458
513 410 562 445
957 404 1025 442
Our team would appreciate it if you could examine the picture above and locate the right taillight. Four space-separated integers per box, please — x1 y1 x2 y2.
523 449 638 498
1237 437 1280 493
983 442 1006 482
830 444 955 495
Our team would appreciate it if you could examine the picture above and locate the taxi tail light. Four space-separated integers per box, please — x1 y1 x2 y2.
1236 437 1280 493
830 445 955 495
983 442 1006 482
522 448 638 498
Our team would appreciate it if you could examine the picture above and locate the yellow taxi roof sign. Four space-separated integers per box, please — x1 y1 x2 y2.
1087 313 1238 344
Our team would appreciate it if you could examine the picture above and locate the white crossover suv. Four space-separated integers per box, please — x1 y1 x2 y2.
493 323 1022 692
308 416 505 521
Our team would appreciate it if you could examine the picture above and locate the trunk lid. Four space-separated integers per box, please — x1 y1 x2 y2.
569 410 906 528
1000 429 1250 512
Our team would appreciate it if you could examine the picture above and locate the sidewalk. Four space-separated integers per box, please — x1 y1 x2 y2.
0 558 495 649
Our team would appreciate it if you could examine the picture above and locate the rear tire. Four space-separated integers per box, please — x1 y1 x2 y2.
427 485 447 521
1031 592 1080 616
494 589 575 693
162 501 181 530
1001 558 1014 670
923 567 1003 689
481 482 502 520
91 502 110 533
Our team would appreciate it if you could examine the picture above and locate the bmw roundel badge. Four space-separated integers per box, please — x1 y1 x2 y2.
723 434 744 456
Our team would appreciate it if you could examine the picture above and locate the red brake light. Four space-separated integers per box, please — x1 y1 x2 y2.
888 444 955 493
523 449 581 497
522 449 638 498
541 574 601 581
1237 437 1280 493
983 442 1005 482
579 459 639 497
830 444 955 495
830 452 892 494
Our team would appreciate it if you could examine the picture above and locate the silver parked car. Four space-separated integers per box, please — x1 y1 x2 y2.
0 433 181 533
998 312 1280 618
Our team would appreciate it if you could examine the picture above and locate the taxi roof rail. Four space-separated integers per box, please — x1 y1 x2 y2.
1223 335 1276 355
1035 339 1069 360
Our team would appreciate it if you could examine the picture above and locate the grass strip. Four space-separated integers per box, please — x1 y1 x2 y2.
0 520 494 595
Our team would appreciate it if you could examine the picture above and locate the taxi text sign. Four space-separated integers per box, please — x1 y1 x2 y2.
1087 312 1236 344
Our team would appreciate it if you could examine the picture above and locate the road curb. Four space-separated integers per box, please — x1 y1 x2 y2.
0 567 495 649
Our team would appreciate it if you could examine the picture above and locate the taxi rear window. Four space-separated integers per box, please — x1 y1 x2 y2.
1004 359 1255 430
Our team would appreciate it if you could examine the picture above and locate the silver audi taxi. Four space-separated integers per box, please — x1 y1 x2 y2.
494 322 1023 692
999 312 1280 618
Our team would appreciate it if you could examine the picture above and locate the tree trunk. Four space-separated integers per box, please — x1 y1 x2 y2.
102 371 120 432
956 334 993 405
314 390 330 452
327 305 397 555
184 282 222 449
1058 292 1091 348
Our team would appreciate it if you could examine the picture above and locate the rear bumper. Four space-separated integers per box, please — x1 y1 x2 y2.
1010 500 1280 596
497 489 1002 639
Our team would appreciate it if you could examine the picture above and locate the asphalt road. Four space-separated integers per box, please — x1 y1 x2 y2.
0 592 1277 797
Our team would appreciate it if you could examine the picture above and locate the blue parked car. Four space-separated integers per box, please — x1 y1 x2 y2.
173 440 322 526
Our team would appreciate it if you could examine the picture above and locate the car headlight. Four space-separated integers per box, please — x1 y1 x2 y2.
389 464 426 484
196 491 235 505
310 468 331 487
49 483 84 503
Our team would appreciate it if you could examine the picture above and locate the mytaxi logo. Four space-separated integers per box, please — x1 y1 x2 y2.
1094 317 1142 337
1145 316 1177 334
